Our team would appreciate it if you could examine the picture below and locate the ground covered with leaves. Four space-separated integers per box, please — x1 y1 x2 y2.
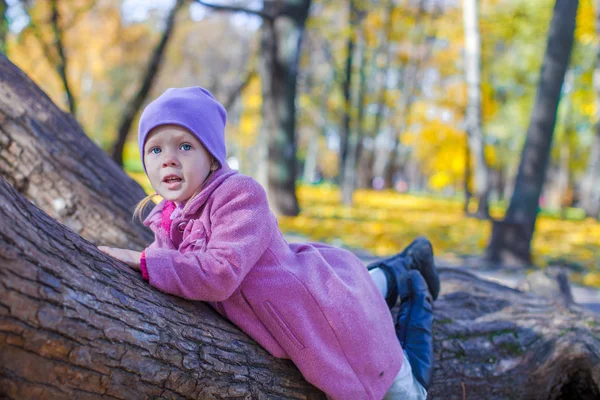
277 185 600 288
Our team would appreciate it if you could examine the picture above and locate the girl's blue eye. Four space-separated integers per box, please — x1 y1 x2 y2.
181 143 192 151
150 147 161 154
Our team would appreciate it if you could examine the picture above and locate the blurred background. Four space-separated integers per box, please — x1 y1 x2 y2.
1 0 599 287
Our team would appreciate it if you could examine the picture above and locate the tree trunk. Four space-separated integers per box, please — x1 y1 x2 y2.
341 33 367 205
580 129 600 219
0 55 153 250
464 135 473 213
337 0 358 186
0 0 7 55
580 0 600 219
110 0 184 167
356 140 374 189
2 178 599 398
259 0 311 216
462 0 490 218
0 177 325 399
302 129 319 183
49 0 76 116
486 0 578 266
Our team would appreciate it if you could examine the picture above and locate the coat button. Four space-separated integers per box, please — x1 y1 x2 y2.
177 222 187 232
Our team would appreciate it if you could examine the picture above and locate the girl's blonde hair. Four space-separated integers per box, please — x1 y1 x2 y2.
133 193 159 222
132 159 220 222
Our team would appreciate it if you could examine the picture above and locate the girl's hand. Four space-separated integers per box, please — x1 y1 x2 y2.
98 246 142 271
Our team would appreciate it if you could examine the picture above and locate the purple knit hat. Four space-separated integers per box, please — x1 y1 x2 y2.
138 87 227 171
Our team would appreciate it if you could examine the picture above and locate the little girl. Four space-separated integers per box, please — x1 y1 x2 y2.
99 87 439 400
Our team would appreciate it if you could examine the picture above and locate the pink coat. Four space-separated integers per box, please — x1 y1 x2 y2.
142 165 403 399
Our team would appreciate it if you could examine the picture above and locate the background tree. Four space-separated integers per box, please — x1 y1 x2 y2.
579 0 600 220
260 0 311 216
0 0 7 54
487 0 579 266
462 0 491 217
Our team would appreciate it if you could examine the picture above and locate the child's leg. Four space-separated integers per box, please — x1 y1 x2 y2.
383 350 428 400
368 266 390 299
396 270 434 390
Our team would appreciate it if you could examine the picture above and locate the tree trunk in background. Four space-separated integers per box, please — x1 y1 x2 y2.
558 135 572 218
110 0 184 167
49 0 76 116
341 34 367 205
371 0 396 147
0 0 7 55
463 137 473 212
3 186 600 399
580 130 600 219
580 0 600 220
302 78 331 184
0 55 153 249
260 0 311 216
462 0 490 218
357 138 374 189
0 177 325 399
338 0 358 186
487 0 578 266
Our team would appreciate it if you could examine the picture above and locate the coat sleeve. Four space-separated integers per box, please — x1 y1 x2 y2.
143 178 276 302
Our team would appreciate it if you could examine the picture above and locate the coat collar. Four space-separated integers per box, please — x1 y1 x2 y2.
143 164 237 229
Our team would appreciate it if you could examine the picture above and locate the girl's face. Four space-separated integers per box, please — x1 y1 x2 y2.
144 125 213 205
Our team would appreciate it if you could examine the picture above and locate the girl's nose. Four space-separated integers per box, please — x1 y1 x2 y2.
161 152 180 168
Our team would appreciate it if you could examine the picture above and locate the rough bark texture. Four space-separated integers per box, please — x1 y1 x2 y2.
0 55 153 250
429 267 600 400
0 177 324 399
487 0 578 265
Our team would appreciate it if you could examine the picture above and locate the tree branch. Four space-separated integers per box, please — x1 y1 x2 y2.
50 0 76 116
195 0 274 21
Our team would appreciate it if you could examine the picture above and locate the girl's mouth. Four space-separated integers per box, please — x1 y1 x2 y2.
163 175 183 189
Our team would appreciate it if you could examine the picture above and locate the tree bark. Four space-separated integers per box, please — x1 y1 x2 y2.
429 267 600 400
0 55 153 250
462 0 491 218
0 176 324 399
2 177 599 398
486 0 578 265
110 0 185 167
